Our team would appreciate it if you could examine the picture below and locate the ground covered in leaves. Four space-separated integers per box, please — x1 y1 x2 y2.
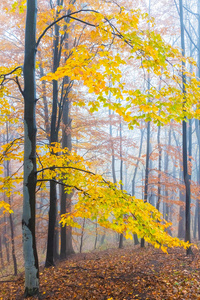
1 246 200 299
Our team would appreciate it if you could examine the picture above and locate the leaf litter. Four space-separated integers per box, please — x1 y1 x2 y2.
0 246 200 299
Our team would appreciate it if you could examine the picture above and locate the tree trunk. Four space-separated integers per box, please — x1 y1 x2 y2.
156 124 162 211
9 204 17 276
195 119 200 240
119 121 124 249
3 134 10 263
39 61 50 139
45 12 60 267
6 123 17 275
3 215 9 263
0 220 4 269
196 1 200 242
141 120 150 248
22 0 39 295
198 200 200 240
94 220 98 250
141 0 151 246
178 180 185 239
45 179 57 267
60 74 75 258
80 218 85 253
109 109 117 184
132 128 144 197
193 200 198 239
179 0 192 255
163 126 172 235
132 128 144 245
100 232 106 245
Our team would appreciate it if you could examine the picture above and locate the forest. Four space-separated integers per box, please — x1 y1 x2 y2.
1 0 200 299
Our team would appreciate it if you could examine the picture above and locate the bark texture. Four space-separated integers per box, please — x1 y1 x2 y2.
22 0 39 295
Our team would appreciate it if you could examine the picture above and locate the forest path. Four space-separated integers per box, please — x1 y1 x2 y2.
0 245 200 299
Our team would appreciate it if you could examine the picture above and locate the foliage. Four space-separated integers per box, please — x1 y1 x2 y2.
0 201 13 214
0 137 23 212
40 8 200 127
38 144 190 253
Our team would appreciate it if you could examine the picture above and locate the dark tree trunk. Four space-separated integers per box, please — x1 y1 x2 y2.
22 0 39 295
60 73 75 258
193 200 197 239
0 221 4 269
196 1 200 242
54 209 60 261
132 128 144 245
163 126 172 235
100 232 106 245
3 215 9 263
9 205 17 276
198 200 200 240
3 134 10 263
119 121 124 249
45 11 60 267
58 3 76 259
94 220 98 250
195 119 200 240
80 218 85 253
178 183 185 239
132 128 144 197
6 123 17 275
109 109 117 184
156 125 162 211
39 61 50 139
179 0 192 255
45 178 57 267
141 121 150 248
141 0 151 244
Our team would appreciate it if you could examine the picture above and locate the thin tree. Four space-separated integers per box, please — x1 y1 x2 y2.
6 123 17 275
179 0 192 254
119 119 124 249
141 0 151 248
60 2 76 258
132 127 144 245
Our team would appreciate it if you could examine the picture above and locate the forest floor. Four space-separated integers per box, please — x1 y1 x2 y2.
0 245 200 299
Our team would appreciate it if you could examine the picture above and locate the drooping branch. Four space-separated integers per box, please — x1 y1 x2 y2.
0 66 23 94
36 8 134 50
0 66 22 80
14 76 24 95
36 9 99 48
0 137 23 164
37 178 84 192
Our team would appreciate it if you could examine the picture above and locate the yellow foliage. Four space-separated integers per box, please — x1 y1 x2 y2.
0 201 13 214
38 8 200 126
37 144 190 253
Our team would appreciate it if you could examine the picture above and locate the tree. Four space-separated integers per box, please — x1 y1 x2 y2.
22 0 39 295
179 0 192 255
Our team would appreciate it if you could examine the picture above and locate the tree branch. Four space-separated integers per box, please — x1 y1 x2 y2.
173 0 198 50
0 66 22 79
183 5 198 17
36 9 99 48
37 178 84 192
36 165 97 176
14 76 24 96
